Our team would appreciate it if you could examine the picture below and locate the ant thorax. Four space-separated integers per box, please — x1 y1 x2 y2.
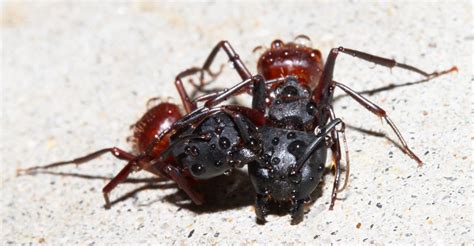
267 76 320 131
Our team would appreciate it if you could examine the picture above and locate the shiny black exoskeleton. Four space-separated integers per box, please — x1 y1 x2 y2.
267 78 321 131
248 126 327 222
164 74 341 224
169 112 262 179
247 76 342 224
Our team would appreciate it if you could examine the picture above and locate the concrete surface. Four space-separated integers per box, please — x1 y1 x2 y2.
1 1 472 245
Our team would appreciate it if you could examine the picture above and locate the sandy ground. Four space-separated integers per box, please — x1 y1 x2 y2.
1 1 472 244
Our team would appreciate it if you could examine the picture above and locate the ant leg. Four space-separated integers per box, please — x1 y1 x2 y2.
17 147 135 175
334 81 423 166
175 41 254 113
336 123 350 193
314 47 457 104
176 72 265 115
102 161 135 208
222 109 252 143
335 47 457 78
175 68 204 113
175 75 266 129
326 107 342 210
16 146 153 208
161 164 204 205
201 40 252 82
325 107 350 210
255 194 270 223
191 76 284 108
177 105 266 136
112 135 210 206
226 105 267 126
97 156 204 207
203 75 267 113
292 118 343 173
144 134 210 205
149 132 213 166
290 199 306 225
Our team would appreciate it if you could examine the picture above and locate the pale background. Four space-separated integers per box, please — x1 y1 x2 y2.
1 1 472 244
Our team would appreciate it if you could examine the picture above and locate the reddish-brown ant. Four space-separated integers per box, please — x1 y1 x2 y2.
17 44 266 208
18 36 457 224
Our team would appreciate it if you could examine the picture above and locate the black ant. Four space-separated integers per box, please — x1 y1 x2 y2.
177 36 456 223
18 35 457 224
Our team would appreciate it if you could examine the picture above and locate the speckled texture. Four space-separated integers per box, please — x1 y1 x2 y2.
1 1 472 244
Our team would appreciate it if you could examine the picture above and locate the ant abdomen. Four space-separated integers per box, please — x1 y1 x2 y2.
131 102 182 157
257 40 324 90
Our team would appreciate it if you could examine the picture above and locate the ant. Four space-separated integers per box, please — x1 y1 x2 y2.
17 51 268 208
167 35 456 224
18 35 457 225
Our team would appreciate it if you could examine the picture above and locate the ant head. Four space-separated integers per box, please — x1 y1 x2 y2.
257 38 323 90
268 76 320 131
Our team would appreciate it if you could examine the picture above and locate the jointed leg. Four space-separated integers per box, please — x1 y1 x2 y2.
17 147 135 175
293 118 343 173
16 147 157 208
335 47 457 78
203 75 266 113
290 199 306 225
337 124 350 193
222 109 253 143
175 67 205 113
102 161 135 208
17 145 203 207
104 159 205 207
175 41 254 113
314 46 457 104
201 40 252 81
173 75 266 130
152 105 264 163
174 105 266 138
190 76 285 111
177 73 266 116
334 81 423 166
162 164 204 205
325 106 350 210
255 194 270 223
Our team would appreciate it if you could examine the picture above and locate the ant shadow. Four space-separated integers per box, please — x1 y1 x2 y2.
344 124 405 154
161 169 255 213
331 77 437 155
31 169 255 213
333 76 439 102
28 166 339 222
